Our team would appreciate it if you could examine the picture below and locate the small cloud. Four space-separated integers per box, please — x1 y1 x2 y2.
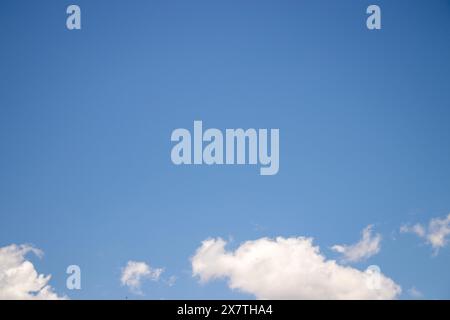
400 213 450 254
407 287 423 299
0 244 65 300
120 261 163 294
331 225 382 263
166 275 177 287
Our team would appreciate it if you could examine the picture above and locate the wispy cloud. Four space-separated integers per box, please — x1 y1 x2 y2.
165 275 177 287
401 213 450 254
407 286 424 299
331 225 382 263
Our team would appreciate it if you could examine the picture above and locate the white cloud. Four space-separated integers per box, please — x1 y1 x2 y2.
331 225 381 263
400 213 450 254
120 261 163 294
191 237 401 300
0 244 65 300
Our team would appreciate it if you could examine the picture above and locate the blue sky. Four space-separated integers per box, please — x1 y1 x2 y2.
0 0 449 299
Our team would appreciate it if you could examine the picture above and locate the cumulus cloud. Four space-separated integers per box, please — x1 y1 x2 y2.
120 261 163 294
400 213 450 254
191 237 401 300
331 225 381 263
0 244 64 300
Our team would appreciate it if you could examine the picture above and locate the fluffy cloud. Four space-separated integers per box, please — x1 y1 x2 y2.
120 261 163 294
0 244 64 300
400 213 450 254
192 237 401 300
331 225 381 263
